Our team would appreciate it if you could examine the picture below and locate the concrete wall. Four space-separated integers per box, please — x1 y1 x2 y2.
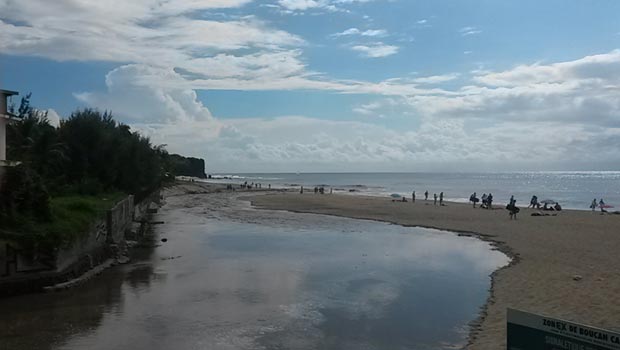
0 194 139 295
0 117 7 161
0 189 165 296
106 195 134 244
54 219 108 273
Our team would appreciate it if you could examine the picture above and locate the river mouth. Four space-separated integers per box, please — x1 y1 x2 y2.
0 193 508 350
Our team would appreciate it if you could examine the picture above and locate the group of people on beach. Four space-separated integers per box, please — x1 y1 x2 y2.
469 192 494 209
230 182 271 191
527 196 562 211
299 186 332 194
591 198 608 212
410 191 445 206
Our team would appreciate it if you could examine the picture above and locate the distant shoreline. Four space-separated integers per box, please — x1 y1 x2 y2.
245 189 620 349
196 171 620 211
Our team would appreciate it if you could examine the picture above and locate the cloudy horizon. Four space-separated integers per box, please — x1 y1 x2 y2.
2 0 620 172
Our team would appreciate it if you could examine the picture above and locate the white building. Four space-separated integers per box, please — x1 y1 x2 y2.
0 89 19 165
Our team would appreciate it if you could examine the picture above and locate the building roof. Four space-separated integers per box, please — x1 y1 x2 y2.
0 89 19 96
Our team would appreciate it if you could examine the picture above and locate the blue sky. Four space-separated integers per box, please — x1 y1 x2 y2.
1 0 620 172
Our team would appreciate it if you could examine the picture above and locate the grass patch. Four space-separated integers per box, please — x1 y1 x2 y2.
1 192 126 249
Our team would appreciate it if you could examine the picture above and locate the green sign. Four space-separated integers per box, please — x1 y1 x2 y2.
508 309 620 350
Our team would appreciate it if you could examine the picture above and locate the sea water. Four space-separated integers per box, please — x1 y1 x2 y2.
208 171 620 209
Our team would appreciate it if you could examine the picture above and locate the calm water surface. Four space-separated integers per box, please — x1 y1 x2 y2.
0 199 508 350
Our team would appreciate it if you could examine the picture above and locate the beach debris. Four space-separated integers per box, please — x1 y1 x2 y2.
572 275 583 281
161 238 168 242
161 255 182 261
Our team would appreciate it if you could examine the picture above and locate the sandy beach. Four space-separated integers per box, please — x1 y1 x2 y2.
243 189 620 349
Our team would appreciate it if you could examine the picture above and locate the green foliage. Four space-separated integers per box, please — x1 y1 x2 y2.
1 193 124 249
1 95 205 248
40 193 125 247
58 109 166 196
0 165 51 223
167 154 207 178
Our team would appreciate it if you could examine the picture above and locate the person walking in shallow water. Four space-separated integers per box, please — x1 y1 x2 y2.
590 198 597 211
433 193 438 205
425 191 428 201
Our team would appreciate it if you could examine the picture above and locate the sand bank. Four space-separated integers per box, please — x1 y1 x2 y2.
246 191 620 350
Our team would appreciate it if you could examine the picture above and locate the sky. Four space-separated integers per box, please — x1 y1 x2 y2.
1 0 620 172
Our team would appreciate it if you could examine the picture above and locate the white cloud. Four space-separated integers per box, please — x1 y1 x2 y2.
45 109 61 127
459 26 482 36
74 65 217 126
351 43 399 58
406 50 620 129
0 0 303 73
278 0 324 11
331 27 388 38
413 73 460 84
75 55 620 172
353 102 383 115
275 0 376 13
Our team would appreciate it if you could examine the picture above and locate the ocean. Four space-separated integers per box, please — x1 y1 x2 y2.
206 172 620 210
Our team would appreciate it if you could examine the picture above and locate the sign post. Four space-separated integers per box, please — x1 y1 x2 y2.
508 309 620 350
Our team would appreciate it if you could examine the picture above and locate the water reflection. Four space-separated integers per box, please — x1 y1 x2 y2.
0 208 508 350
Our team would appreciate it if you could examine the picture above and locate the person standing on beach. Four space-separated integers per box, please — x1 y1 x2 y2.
529 195 538 208
599 199 606 213
590 198 597 211
487 193 493 209
433 193 437 205
425 191 428 201
439 192 444 206
300 186 304 194
470 192 478 208
508 196 518 220
412 191 416 202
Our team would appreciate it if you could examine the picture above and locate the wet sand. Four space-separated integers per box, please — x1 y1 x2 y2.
245 188 620 349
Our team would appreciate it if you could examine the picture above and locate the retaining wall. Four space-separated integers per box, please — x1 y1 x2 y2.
0 193 150 296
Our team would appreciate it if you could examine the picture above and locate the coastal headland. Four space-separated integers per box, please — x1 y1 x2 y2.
245 189 620 349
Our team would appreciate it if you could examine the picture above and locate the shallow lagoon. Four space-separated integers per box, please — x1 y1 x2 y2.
0 201 508 350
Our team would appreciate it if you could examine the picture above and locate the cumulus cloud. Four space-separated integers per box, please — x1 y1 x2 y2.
72 55 620 171
0 0 304 76
459 26 482 36
331 28 388 38
45 109 61 127
351 43 399 58
74 65 217 127
277 0 375 13
404 51 620 130
413 73 460 85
